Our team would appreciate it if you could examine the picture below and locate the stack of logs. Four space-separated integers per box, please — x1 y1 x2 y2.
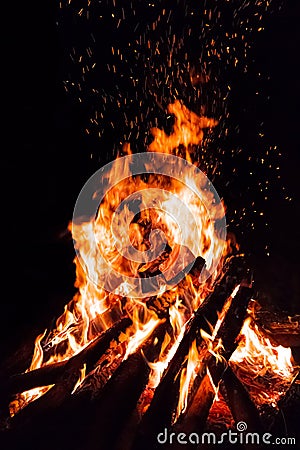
0 256 299 450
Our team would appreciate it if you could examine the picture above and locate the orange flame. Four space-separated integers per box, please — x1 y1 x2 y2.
149 100 218 157
230 317 296 407
177 339 200 417
10 100 228 414
9 99 297 424
174 285 238 420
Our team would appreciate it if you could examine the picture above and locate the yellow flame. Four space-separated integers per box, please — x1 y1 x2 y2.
231 317 294 379
230 317 296 406
176 339 200 418
72 363 87 394
12 100 228 415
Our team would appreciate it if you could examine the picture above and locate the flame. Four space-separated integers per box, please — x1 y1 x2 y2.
230 317 296 407
148 100 218 157
174 285 240 421
206 366 220 399
9 331 54 417
146 304 189 390
124 316 161 360
72 363 87 394
8 98 296 425
11 100 228 415
177 339 200 417
211 284 240 339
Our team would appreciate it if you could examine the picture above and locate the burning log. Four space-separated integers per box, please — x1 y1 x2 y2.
0 330 41 380
1 317 132 430
220 366 263 432
146 255 205 318
1 317 132 400
269 371 300 439
254 309 300 348
0 362 66 405
7 359 82 431
132 264 245 450
79 319 169 450
0 300 123 381
169 284 253 445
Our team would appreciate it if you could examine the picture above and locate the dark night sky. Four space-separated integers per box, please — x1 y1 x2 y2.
1 0 300 356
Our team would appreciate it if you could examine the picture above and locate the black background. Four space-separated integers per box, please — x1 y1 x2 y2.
1 0 300 360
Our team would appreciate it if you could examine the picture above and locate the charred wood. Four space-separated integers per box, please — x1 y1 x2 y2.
146 256 205 318
254 309 300 348
0 298 124 381
0 316 132 436
81 319 168 450
220 366 263 433
268 370 300 440
169 284 253 448
0 317 132 401
133 264 246 450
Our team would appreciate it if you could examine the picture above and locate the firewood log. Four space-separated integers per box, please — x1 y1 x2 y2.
268 370 300 437
0 303 122 383
254 309 300 348
132 264 246 450
220 366 263 433
1 317 132 432
80 319 168 450
169 284 253 448
145 255 206 318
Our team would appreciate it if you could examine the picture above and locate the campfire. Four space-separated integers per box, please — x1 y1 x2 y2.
0 101 299 450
